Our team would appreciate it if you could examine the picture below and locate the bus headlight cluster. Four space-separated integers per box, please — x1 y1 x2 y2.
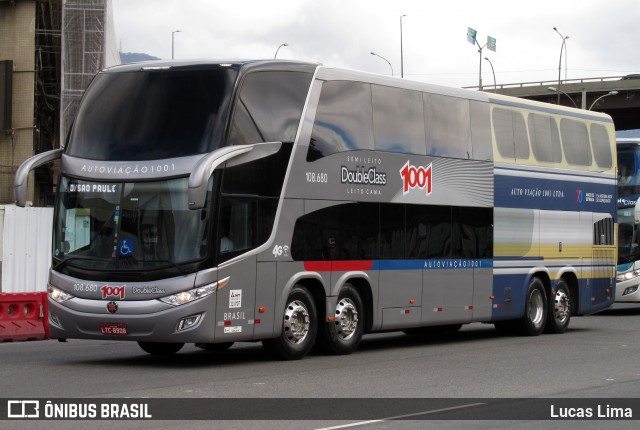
159 277 229 306
48 285 75 303
616 270 640 282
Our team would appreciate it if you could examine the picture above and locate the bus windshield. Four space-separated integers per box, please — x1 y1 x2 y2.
617 145 640 263
66 67 237 161
53 176 211 278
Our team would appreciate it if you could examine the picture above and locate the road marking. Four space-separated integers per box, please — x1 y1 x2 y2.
314 402 486 430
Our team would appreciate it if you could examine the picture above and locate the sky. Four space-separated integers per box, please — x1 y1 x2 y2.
111 0 640 89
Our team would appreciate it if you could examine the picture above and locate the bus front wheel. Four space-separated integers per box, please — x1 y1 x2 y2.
262 286 317 360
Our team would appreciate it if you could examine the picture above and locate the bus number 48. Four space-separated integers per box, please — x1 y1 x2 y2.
400 161 433 195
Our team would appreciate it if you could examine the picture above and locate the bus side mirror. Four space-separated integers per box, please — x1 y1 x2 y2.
635 198 640 225
14 148 64 207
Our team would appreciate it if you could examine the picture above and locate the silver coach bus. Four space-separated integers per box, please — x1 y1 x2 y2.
15 60 617 359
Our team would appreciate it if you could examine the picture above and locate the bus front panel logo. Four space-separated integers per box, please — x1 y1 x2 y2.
400 161 433 195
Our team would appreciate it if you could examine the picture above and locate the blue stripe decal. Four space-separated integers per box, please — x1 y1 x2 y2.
373 259 493 270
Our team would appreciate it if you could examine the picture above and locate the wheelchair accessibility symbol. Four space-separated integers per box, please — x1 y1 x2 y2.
119 239 134 256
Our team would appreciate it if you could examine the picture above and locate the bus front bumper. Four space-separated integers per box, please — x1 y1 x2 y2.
615 276 640 302
47 295 218 343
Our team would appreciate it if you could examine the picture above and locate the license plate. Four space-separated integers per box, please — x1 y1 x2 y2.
100 323 128 336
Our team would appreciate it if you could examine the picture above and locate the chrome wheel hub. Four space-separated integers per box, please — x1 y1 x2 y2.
553 289 570 324
335 298 358 340
529 289 545 328
283 300 310 345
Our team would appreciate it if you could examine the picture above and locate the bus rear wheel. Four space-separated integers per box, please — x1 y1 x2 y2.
315 284 364 355
545 280 571 334
262 286 317 360
517 277 547 336
137 341 184 355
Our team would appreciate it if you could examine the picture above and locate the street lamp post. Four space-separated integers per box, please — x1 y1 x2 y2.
553 27 569 104
370 52 394 76
589 91 618 111
547 87 578 108
171 30 181 60
274 43 288 59
400 14 407 78
484 57 496 93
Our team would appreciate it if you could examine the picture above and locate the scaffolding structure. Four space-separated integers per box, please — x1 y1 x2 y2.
60 0 119 145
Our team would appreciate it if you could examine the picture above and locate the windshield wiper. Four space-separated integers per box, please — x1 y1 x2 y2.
139 259 188 275
53 255 107 271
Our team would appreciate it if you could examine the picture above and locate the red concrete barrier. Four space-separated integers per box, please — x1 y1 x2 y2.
0 292 49 342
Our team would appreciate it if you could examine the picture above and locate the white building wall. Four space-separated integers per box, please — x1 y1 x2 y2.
1 205 53 293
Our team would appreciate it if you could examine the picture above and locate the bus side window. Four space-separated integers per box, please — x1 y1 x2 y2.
217 198 255 260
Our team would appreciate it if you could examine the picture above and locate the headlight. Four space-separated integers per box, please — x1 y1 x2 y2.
159 277 229 306
616 269 640 282
48 285 75 303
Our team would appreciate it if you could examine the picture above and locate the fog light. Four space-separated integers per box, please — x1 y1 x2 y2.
623 286 638 296
176 314 202 332
49 312 63 329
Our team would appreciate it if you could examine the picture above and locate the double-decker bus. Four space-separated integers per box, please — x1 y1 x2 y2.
616 138 640 301
15 60 617 359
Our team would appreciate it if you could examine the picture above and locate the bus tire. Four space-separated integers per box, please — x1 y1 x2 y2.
517 277 547 336
262 286 317 360
137 341 184 355
316 284 364 355
195 342 234 352
545 279 571 334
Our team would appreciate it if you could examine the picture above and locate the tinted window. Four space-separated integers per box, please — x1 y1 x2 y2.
380 204 405 259
590 123 613 169
470 101 493 161
372 85 425 154
68 68 237 161
308 81 374 161
528 113 562 163
292 202 493 261
291 203 379 260
216 196 279 264
452 207 493 258
561 118 592 166
406 205 451 259
424 94 471 158
228 71 312 146
492 108 530 160
512 111 530 160
221 143 293 197
217 197 255 261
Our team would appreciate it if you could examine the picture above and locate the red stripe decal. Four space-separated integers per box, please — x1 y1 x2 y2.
304 261 373 272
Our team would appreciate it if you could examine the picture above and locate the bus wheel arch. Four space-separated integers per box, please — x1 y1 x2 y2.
342 277 373 334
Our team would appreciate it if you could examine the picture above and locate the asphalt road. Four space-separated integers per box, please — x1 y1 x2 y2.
2 303 640 430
